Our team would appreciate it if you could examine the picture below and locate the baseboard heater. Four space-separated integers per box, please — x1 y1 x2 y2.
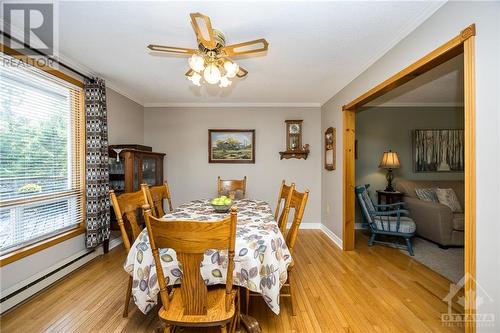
0 249 98 314
0 237 123 314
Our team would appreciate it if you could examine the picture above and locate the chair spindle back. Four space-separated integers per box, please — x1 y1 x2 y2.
217 176 247 199
274 180 295 233
285 188 309 254
141 182 173 218
109 189 147 252
143 205 238 315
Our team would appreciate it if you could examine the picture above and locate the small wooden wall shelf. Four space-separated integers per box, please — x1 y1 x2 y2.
279 149 309 160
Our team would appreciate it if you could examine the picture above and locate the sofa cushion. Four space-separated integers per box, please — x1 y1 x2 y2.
415 188 438 202
396 180 464 206
436 188 463 213
372 216 416 234
453 213 465 231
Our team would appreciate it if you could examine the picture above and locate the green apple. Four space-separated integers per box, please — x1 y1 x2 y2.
220 195 227 200
223 198 232 205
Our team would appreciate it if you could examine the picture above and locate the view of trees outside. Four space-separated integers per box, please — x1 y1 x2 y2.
0 71 70 200
0 63 74 253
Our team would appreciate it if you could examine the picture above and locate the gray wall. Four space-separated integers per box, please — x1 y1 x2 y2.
143 106 322 225
356 106 464 191
355 106 464 223
106 88 144 145
321 2 500 328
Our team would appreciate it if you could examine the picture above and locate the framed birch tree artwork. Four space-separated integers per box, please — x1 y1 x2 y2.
413 129 464 172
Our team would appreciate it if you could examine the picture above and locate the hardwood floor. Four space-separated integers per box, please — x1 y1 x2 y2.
1 230 463 332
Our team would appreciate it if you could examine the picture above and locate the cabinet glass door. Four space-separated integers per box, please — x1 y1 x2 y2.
142 156 157 186
109 154 125 193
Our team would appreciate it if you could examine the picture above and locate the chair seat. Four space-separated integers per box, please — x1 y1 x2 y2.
158 287 236 326
373 216 416 234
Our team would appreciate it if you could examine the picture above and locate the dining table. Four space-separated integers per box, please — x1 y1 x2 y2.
123 198 293 316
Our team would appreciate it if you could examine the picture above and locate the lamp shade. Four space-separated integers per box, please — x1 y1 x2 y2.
379 151 401 169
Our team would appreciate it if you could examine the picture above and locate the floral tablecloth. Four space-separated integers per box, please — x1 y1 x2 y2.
124 199 292 315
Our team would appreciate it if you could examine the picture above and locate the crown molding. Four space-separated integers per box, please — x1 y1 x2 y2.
54 52 145 106
105 81 145 106
143 102 321 108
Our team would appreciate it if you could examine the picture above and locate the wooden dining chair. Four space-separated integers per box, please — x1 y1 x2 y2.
109 189 147 317
245 187 309 316
274 180 295 234
217 176 247 199
281 187 309 316
143 205 239 333
141 181 173 218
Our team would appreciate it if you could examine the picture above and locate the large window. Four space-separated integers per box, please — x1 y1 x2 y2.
0 54 85 256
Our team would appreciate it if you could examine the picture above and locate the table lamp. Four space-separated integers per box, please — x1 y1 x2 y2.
379 150 400 192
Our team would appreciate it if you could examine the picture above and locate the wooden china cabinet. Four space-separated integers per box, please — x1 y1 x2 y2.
106 145 166 252
108 145 166 194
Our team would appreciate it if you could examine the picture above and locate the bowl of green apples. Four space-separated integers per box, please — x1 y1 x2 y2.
211 196 233 213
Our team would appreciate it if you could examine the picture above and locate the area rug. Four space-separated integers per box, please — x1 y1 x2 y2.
401 237 464 283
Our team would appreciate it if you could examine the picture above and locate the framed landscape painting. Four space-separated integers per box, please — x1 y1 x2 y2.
208 129 255 163
413 129 464 172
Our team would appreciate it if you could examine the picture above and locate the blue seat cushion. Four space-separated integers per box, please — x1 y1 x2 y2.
372 216 416 234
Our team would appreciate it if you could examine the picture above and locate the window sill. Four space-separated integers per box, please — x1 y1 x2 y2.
0 226 85 267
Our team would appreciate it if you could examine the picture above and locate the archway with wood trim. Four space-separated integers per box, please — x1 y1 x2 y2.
342 24 476 332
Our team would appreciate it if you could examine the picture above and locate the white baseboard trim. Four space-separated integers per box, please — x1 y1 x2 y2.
320 225 343 250
285 222 343 250
108 236 123 250
0 237 123 314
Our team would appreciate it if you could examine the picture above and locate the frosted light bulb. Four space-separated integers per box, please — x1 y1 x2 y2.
188 54 205 72
224 61 239 78
190 72 202 86
203 63 221 84
219 76 232 88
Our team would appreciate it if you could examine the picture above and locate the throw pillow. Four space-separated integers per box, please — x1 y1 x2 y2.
436 188 463 212
415 188 438 202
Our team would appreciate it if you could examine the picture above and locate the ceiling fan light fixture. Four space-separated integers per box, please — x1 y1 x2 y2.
219 75 231 88
224 61 239 79
189 72 202 86
148 12 268 89
203 63 221 84
188 54 205 72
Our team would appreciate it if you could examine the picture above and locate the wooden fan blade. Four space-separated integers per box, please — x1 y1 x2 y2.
147 44 196 55
190 12 216 49
223 39 269 57
236 66 248 78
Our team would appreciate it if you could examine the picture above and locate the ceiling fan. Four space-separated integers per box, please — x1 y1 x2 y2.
147 12 269 88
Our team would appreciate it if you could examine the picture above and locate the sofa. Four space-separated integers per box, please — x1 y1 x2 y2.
395 180 464 247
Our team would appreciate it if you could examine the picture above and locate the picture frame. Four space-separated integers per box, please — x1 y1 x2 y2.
324 127 336 170
413 129 464 172
208 129 255 164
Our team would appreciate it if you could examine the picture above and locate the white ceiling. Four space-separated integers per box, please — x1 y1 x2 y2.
50 1 446 106
366 53 464 107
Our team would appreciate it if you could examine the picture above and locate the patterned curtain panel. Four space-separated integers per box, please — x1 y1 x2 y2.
85 78 110 248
